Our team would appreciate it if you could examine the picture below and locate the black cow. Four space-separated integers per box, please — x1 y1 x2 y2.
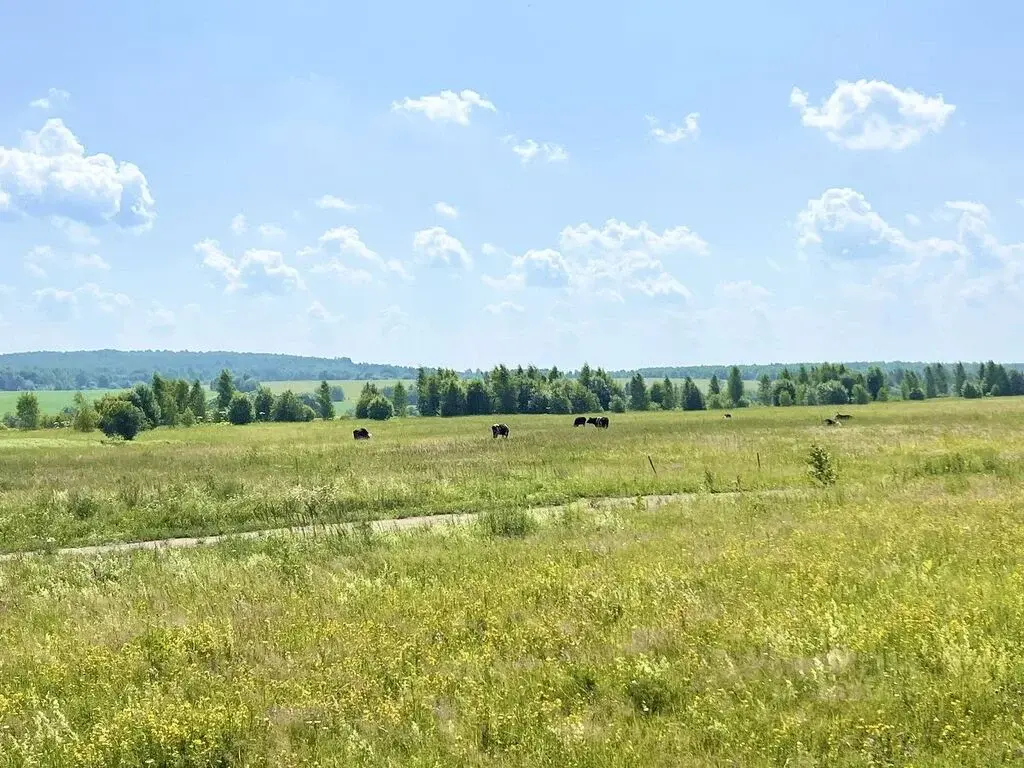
573 416 587 427
491 423 510 438
593 416 609 429
353 427 371 440
724 413 732 419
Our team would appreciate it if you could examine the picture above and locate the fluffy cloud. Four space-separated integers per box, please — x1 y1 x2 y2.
30 88 70 110
485 300 525 314
645 113 700 144
412 226 472 268
230 214 247 235
796 187 964 262
790 79 955 150
34 282 130 320
485 218 706 301
433 201 459 218
391 89 496 125
315 195 359 211
795 188 1023 309
50 216 99 245
313 226 412 281
0 119 155 229
307 300 342 323
195 239 304 294
148 304 176 330
258 222 286 239
507 137 569 163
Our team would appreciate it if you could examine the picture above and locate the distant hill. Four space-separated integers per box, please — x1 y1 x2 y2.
0 350 420 391
0 349 1021 392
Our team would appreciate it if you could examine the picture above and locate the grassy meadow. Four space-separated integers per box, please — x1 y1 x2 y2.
2 398 1024 764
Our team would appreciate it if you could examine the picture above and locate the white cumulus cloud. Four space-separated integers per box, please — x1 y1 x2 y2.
258 222 286 239
314 226 412 281
790 79 955 150
34 282 131 320
315 195 359 211
645 113 700 144
433 201 459 218
30 88 70 110
413 226 473 268
0 119 156 229
485 300 525 314
307 300 343 323
484 218 706 301
391 89 496 125
507 137 569 163
230 214 247 235
195 239 304 294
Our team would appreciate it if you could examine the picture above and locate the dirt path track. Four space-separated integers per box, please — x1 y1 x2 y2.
1 487 802 561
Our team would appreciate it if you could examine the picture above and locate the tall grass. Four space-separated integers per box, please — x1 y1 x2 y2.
2 399 1024 551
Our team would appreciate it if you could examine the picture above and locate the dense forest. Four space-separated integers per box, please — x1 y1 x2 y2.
1 349 1023 393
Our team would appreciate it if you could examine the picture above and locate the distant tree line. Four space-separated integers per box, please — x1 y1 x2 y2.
3 349 1022 393
2 370 345 439
0 350 418 391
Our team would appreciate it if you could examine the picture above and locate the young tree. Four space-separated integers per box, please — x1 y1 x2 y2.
953 362 967 396
649 381 665 409
464 380 491 415
661 377 677 410
865 366 885 401
961 381 982 399
15 392 40 429
128 384 161 428
851 383 871 405
72 392 99 432
681 378 705 411
99 400 146 440
628 372 649 411
609 394 627 413
440 378 467 417
934 363 949 396
366 395 395 420
189 380 208 421
316 380 335 420
215 369 235 411
253 386 275 421
924 365 938 399
228 393 255 425
273 390 312 422
708 375 721 396
757 374 772 405
727 366 744 406
391 382 409 416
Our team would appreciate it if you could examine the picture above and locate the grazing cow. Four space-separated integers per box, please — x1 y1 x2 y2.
822 417 840 426
724 413 732 419
353 427 371 440
573 416 587 427
835 413 852 421
491 423 510 438
595 416 610 429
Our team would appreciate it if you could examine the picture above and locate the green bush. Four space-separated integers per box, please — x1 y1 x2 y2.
366 396 395 421
99 400 147 441
228 393 255 425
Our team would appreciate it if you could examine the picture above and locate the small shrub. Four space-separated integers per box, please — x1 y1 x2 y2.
479 508 538 538
807 443 838 486
609 395 627 413
228 393 255 425
180 407 196 427
366 396 395 421
99 400 147 441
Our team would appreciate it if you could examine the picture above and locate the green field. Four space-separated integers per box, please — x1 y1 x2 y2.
2 399 1024 764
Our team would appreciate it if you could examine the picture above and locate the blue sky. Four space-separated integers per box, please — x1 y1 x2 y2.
1 1 1022 369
